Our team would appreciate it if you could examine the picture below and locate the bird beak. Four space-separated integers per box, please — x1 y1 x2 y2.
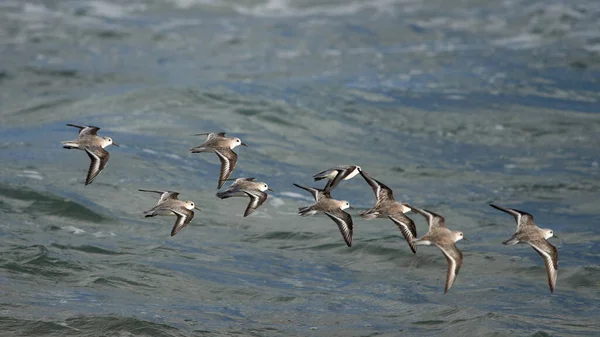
241 142 248 147
462 237 469 241
268 188 274 192
348 206 355 210
552 234 559 239
192 133 210 136
194 207 202 211
112 142 120 147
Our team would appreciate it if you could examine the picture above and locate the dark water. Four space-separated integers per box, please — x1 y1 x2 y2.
1 0 600 336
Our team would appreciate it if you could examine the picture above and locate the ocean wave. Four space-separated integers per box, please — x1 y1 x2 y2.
0 185 112 223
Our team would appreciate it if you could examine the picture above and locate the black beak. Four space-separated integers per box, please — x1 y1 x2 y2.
194 207 201 211
112 142 120 147
268 188 274 192
241 142 248 147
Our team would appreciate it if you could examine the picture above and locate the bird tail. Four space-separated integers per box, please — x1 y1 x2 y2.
189 146 209 153
61 141 79 149
216 190 234 199
360 209 378 220
411 237 430 246
143 209 157 217
298 206 316 217
502 236 519 245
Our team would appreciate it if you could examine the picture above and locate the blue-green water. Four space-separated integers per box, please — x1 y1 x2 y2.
1 0 600 336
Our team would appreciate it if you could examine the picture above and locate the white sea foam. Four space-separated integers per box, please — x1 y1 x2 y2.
165 0 409 18
492 33 544 49
93 231 116 237
269 196 285 208
17 170 43 180
62 226 85 234
84 1 146 19
142 148 158 154
279 191 313 201
165 153 181 160
165 0 222 9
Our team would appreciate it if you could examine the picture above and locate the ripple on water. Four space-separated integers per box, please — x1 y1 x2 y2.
0 184 111 223
0 244 88 278
562 265 600 289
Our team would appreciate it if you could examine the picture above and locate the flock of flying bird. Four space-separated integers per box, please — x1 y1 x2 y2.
60 124 560 294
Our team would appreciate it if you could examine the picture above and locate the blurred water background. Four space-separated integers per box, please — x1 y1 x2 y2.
1 0 600 336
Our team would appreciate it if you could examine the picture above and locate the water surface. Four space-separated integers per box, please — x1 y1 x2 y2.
1 0 600 336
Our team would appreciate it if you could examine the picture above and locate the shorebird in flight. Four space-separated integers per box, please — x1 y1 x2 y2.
61 124 119 185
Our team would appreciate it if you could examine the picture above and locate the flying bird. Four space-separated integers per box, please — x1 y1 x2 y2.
139 189 200 236
410 206 466 293
313 165 361 192
189 132 247 189
298 196 354 247
216 178 273 217
358 169 418 253
61 124 119 185
490 204 558 293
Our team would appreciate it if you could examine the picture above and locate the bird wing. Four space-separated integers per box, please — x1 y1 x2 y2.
243 191 268 217
528 239 558 293
214 148 238 189
208 132 227 140
138 189 180 204
169 208 194 236
489 204 535 230
324 209 353 247
409 206 446 229
323 166 357 192
388 215 418 254
67 123 100 137
358 170 394 203
236 177 256 182
293 183 324 202
83 146 110 185
436 243 463 293
216 185 246 199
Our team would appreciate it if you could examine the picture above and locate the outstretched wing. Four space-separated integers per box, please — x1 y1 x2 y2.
236 177 256 183
388 215 418 254
138 189 180 204
83 146 110 185
436 243 463 294
323 166 358 192
489 204 535 230
169 208 194 237
67 124 100 137
528 239 558 293
293 183 325 202
409 205 446 229
214 148 238 189
243 191 268 217
324 209 353 247
358 169 394 203
208 132 227 140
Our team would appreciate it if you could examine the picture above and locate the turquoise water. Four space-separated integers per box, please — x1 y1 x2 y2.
1 0 600 336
